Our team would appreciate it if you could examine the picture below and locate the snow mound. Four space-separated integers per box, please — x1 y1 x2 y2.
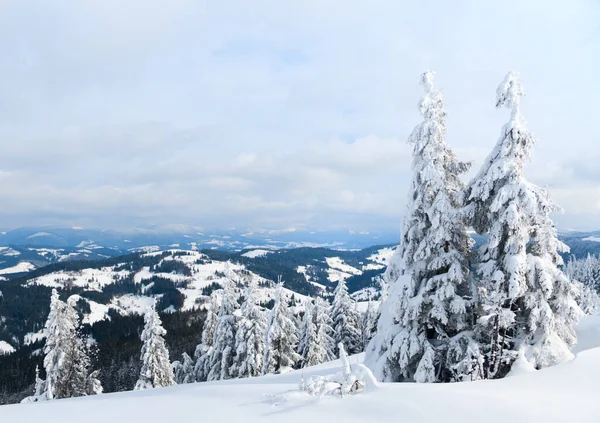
3 344 600 422
573 314 600 354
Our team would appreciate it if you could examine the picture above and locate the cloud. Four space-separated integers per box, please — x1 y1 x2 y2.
0 0 598 230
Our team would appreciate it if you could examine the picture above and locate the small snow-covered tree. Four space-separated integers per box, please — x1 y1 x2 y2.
314 297 336 364
86 370 103 395
298 301 318 367
135 303 175 390
172 352 195 384
365 71 475 383
414 344 436 383
21 366 46 403
207 280 238 381
331 278 361 355
300 298 336 367
233 280 267 378
194 291 220 382
566 254 600 293
565 255 600 314
71 334 100 396
263 279 301 374
466 72 582 377
360 300 378 350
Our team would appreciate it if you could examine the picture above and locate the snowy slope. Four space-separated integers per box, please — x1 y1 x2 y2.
22 250 312 320
3 316 599 422
0 261 36 275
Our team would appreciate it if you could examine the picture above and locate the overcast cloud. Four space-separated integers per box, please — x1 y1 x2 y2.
0 0 598 232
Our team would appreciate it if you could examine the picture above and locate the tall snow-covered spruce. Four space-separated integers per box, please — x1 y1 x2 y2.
309 297 336 366
262 278 300 374
207 279 238 381
466 72 582 377
331 278 361 355
194 291 220 382
27 289 102 401
365 71 477 383
233 279 267 378
360 299 378 350
134 302 175 390
298 300 332 368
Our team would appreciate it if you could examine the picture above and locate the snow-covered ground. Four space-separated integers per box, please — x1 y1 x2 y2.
324 256 362 284
0 261 36 275
3 316 599 422
241 249 274 258
29 266 130 290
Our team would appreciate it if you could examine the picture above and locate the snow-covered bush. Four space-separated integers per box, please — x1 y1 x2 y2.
301 343 378 398
172 353 195 384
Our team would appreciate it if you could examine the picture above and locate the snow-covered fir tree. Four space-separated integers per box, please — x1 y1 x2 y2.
232 279 267 378
298 300 317 367
263 279 301 374
207 280 238 381
172 352 195 384
566 254 600 292
134 302 175 390
194 291 220 382
86 369 103 396
315 297 336 363
71 334 102 396
360 300 378 350
565 254 600 315
465 72 582 377
573 280 600 316
299 298 336 367
365 71 476 383
331 278 361 355
36 290 102 400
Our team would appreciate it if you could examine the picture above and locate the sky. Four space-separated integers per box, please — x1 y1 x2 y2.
0 0 598 233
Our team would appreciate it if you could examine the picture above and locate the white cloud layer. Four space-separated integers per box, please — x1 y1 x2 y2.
0 0 598 231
